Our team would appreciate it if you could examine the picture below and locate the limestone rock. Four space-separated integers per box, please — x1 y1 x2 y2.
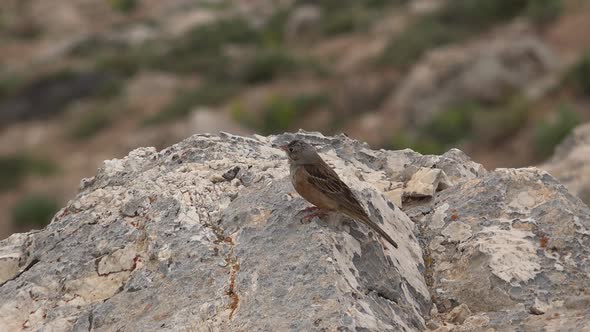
447 303 471 324
403 167 451 199
411 166 590 331
0 132 429 331
0 132 588 331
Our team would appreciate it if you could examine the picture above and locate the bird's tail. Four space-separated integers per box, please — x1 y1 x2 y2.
347 211 398 248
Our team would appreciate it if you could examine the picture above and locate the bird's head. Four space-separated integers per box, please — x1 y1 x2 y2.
280 140 319 165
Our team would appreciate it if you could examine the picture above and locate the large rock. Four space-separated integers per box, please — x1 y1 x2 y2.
541 122 590 205
408 166 590 331
0 132 429 331
0 131 588 331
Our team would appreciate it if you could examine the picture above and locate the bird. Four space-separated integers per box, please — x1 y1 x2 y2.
280 139 398 248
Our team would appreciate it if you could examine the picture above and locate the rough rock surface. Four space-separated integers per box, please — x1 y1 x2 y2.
0 131 589 331
541 122 590 205
409 166 590 331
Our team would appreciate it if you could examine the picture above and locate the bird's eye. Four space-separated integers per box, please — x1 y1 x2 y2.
288 147 294 152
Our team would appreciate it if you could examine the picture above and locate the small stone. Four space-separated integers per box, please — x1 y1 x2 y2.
404 168 450 198
425 319 441 330
0 254 22 284
210 174 226 184
448 304 471 324
222 166 240 181
529 298 549 315
79 177 95 190
384 188 403 207
463 314 490 327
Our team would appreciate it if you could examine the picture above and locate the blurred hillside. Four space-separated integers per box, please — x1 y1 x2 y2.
1 0 590 239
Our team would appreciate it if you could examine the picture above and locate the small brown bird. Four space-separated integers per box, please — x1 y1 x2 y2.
280 140 398 248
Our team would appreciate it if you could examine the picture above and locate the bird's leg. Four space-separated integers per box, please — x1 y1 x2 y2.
300 206 321 214
300 208 329 224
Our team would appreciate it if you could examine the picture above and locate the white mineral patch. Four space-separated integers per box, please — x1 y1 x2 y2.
508 191 537 213
574 216 590 235
470 226 540 284
65 273 130 303
441 222 472 243
429 236 446 252
352 302 402 331
0 253 21 284
431 203 449 229
98 247 137 275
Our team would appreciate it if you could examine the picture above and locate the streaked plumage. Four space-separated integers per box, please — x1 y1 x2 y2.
281 140 398 248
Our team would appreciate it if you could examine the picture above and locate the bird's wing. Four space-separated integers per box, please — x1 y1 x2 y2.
303 162 398 248
303 162 367 217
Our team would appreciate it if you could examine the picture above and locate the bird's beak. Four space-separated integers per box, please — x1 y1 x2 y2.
279 144 288 151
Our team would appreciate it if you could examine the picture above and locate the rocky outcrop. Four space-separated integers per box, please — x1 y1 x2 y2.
410 166 590 331
0 132 588 331
388 24 558 127
541 122 590 205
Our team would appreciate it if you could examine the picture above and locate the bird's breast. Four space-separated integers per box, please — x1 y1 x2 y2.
292 166 337 210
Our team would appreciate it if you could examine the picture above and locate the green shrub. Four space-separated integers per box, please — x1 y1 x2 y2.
381 0 534 69
69 110 113 140
89 12 321 83
261 96 298 134
471 97 530 143
391 95 533 154
424 103 475 145
534 105 581 158
568 52 590 96
95 52 144 78
143 82 238 126
260 8 291 46
95 77 124 99
437 0 528 29
381 17 466 69
232 93 329 134
0 155 58 191
260 94 330 134
318 1 392 36
390 132 446 155
110 0 138 13
153 18 258 74
526 0 563 25
0 75 24 100
230 102 254 128
0 157 27 191
321 8 362 36
12 194 60 228
21 157 58 176
239 49 298 83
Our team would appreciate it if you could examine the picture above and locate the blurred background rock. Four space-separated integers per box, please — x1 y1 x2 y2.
0 0 589 239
